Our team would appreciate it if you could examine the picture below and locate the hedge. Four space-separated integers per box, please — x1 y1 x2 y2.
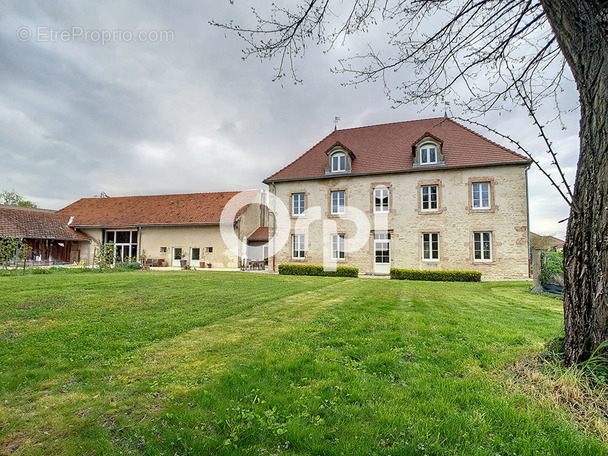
278 264 358 277
390 268 481 282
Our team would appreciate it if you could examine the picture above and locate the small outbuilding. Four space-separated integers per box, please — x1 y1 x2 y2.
0 205 91 265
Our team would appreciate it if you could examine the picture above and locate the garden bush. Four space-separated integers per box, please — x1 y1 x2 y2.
390 268 481 282
278 264 358 277
539 251 564 286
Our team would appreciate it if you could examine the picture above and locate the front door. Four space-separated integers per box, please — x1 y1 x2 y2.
172 248 182 267
373 233 391 274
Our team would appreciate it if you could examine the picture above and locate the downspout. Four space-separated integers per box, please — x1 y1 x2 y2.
272 182 277 273
525 164 531 277
138 227 142 261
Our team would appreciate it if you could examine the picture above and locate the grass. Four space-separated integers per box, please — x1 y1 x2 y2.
0 271 606 455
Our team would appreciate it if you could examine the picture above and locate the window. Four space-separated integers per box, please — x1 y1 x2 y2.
374 233 390 264
473 232 492 260
191 248 200 261
292 193 305 216
160 247 167 253
205 247 213 254
105 230 138 262
472 182 491 209
421 185 438 210
331 153 346 172
292 234 305 259
420 146 437 164
423 233 439 260
374 188 389 212
331 191 345 214
331 234 345 259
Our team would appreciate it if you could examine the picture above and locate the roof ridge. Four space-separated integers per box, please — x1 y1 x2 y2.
446 118 529 161
335 116 446 133
72 189 258 201
0 204 56 213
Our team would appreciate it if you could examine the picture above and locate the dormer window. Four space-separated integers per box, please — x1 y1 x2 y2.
413 135 445 167
325 144 354 175
420 145 437 164
331 152 346 172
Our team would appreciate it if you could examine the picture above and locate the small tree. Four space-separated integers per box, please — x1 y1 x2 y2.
0 238 18 270
0 238 28 274
17 241 31 276
0 189 38 208
94 241 115 272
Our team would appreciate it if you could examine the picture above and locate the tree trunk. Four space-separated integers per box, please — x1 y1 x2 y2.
541 0 608 364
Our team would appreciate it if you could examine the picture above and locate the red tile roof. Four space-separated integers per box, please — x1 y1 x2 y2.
265 118 529 182
0 205 90 241
58 191 259 228
247 226 268 241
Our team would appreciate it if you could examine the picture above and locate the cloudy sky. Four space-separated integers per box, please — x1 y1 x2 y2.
1 1 578 238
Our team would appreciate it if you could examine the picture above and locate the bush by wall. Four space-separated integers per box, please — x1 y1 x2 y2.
390 268 481 282
539 251 564 286
278 264 358 277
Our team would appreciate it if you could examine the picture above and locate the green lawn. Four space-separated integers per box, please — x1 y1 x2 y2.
0 271 605 455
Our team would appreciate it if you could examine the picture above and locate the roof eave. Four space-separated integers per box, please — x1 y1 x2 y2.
69 222 228 229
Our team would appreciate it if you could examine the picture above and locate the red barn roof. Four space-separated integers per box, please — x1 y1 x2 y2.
0 205 89 241
265 117 529 183
59 191 259 228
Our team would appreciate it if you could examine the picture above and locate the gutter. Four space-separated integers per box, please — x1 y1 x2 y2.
272 183 277 272
525 164 531 277
264 161 533 184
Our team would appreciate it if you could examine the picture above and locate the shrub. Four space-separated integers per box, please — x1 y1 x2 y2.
278 264 358 277
539 251 564 286
116 262 141 271
390 268 481 282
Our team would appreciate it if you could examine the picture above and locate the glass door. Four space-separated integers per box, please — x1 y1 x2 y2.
373 233 391 274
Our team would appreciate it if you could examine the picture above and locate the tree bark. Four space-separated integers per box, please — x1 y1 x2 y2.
541 0 608 364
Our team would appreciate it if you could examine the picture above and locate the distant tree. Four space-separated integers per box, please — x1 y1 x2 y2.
0 189 38 208
217 0 608 365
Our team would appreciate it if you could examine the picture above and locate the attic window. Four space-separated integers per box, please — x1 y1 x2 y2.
420 145 437 164
413 136 445 167
325 145 353 175
331 152 346 172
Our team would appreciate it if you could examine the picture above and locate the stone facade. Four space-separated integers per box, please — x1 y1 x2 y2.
269 164 530 280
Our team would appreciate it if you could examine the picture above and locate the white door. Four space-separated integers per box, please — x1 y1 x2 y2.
373 233 391 274
172 248 182 267
190 248 200 267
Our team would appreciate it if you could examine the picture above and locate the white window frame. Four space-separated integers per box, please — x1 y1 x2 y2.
374 188 389 213
374 233 391 264
473 232 492 261
331 152 346 173
292 193 305 216
421 185 438 211
472 182 491 209
420 145 438 164
331 191 345 214
422 232 440 261
331 234 345 260
292 234 305 259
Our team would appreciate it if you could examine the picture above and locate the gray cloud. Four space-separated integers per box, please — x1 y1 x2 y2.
0 1 576 238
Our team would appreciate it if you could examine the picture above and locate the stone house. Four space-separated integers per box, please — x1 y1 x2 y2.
58 190 266 268
264 117 532 280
